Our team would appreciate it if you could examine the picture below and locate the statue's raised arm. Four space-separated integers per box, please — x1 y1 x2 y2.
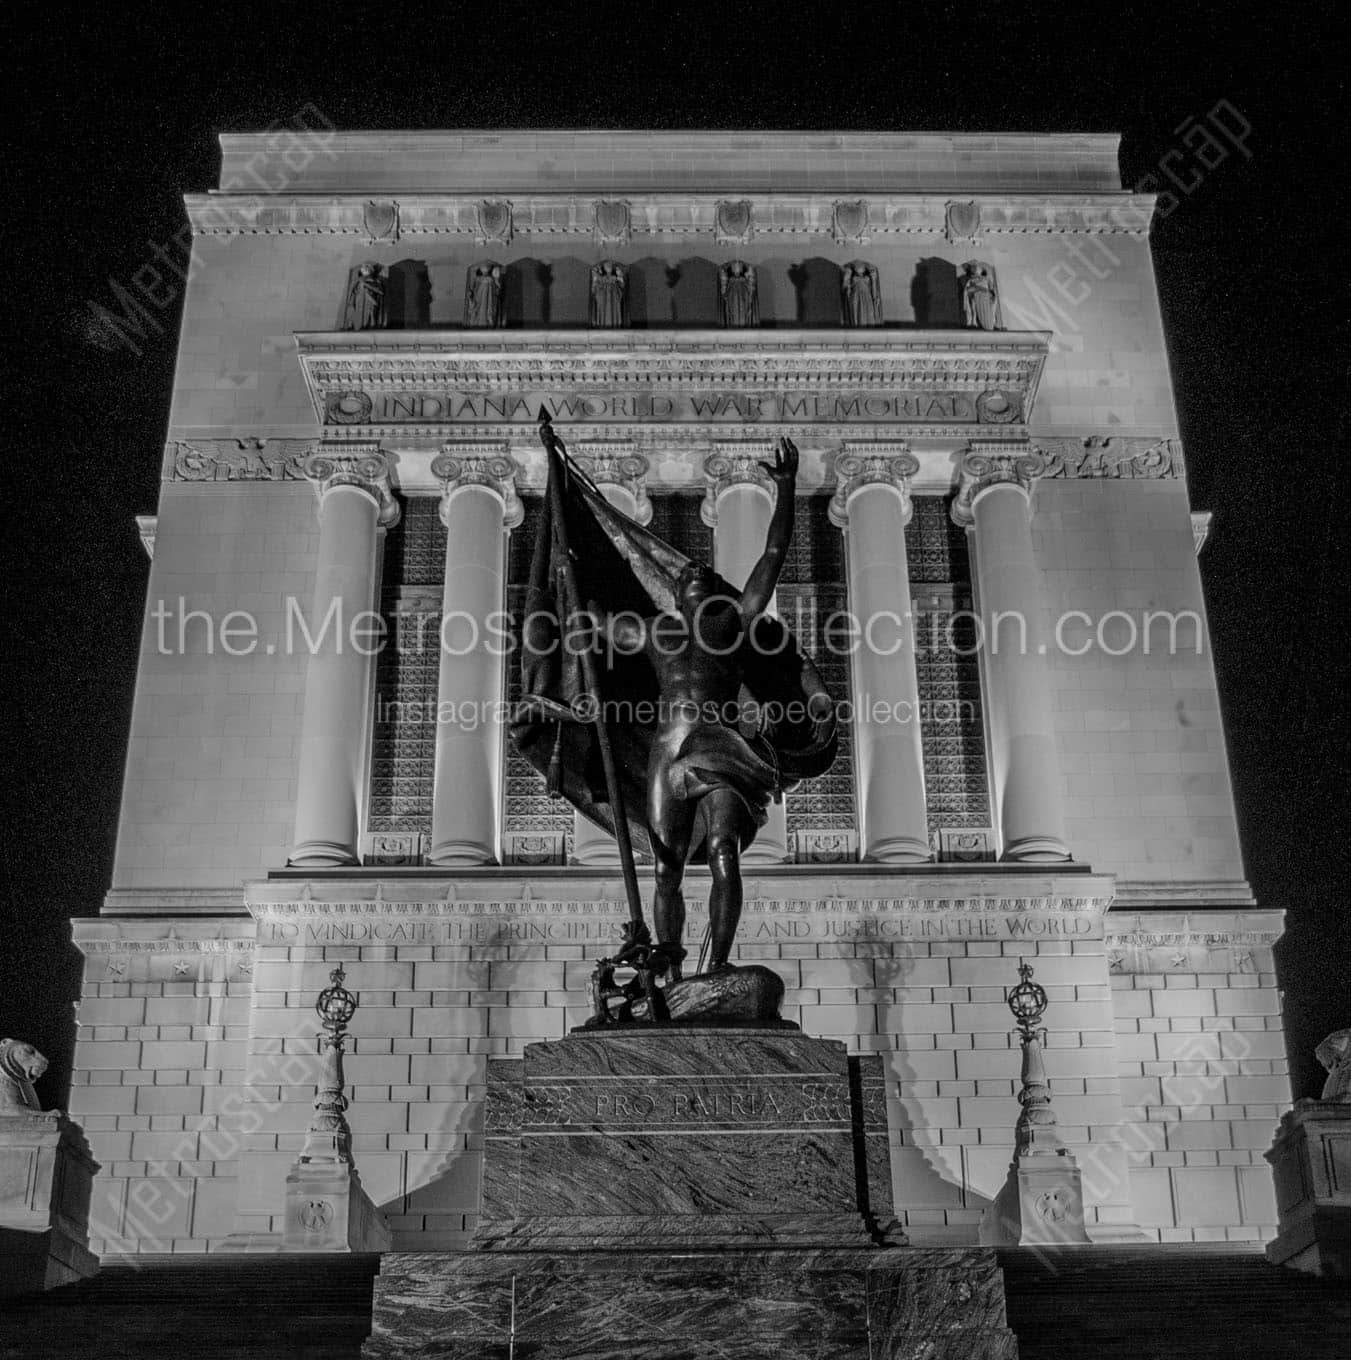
738 437 798 624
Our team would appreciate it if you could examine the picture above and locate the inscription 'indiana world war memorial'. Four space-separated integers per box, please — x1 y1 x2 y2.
7 129 1350 1357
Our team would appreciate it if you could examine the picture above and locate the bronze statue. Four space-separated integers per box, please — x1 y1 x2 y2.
343 262 386 330
513 416 837 1019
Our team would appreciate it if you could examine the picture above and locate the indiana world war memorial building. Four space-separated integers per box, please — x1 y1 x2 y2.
56 131 1297 1299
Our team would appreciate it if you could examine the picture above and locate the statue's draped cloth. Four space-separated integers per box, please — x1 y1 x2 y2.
511 449 838 860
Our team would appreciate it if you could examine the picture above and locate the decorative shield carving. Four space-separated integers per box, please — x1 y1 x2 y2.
831 199 869 245
325 391 374 425
593 199 631 246
975 389 1023 424
363 200 400 245
945 200 981 244
476 199 513 246
714 198 754 246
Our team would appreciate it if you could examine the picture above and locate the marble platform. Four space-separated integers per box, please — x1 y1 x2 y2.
476 1026 897 1250
363 1246 1019 1360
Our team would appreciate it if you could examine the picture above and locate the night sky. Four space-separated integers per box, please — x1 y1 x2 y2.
6 2 1347 1107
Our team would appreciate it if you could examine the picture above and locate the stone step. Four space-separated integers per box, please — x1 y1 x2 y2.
997 1246 1351 1360
1 1248 1347 1359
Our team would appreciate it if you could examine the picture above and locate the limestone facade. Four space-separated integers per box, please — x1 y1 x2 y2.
72 132 1283 1254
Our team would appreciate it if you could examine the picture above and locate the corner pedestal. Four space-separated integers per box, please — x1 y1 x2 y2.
979 1148 1091 1246
283 1162 392 1253
0 1111 99 1296
365 1025 1019 1358
1266 1099 1351 1277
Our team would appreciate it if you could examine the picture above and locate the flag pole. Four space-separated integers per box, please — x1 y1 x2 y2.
537 408 648 941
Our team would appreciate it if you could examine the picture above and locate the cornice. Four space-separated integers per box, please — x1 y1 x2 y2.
184 192 1155 240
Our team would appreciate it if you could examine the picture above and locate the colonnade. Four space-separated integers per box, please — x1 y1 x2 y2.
288 438 1070 867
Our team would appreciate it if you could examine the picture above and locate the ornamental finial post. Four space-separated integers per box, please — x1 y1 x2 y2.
978 959 1091 1245
300 966 358 1166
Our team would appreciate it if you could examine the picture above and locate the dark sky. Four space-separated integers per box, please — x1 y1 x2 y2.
6 1 1348 1105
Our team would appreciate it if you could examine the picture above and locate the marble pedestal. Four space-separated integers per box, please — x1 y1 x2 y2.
477 1026 898 1250
363 1027 1019 1358
0 1111 98 1296
1266 1099 1351 1277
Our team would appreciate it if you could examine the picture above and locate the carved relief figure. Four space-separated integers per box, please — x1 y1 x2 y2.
718 260 759 327
0 1037 47 1114
841 260 882 326
464 262 504 327
961 260 1004 331
589 260 629 327
343 262 386 331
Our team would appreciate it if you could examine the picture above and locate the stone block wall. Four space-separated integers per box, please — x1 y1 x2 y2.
69 889 1288 1254
67 921 257 1255
1107 911 1286 1243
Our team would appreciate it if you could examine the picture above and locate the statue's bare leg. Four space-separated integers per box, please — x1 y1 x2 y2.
705 790 749 970
647 757 695 979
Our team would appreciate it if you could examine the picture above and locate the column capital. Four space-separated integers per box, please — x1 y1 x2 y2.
431 442 523 529
575 444 653 524
700 444 775 527
828 441 920 528
951 441 1047 527
304 442 399 527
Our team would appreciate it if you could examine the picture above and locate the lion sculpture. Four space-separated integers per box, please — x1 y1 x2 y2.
0 1037 47 1113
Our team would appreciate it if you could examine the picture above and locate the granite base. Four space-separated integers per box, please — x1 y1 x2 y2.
362 1247 1019 1360
477 1027 899 1251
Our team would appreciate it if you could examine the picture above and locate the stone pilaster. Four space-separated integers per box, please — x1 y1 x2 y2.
426 446 521 867
289 444 399 868
830 443 929 863
953 442 1069 862
701 447 787 865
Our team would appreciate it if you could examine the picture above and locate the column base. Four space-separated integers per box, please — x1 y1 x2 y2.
863 835 932 864
288 840 359 868
1000 835 1070 863
426 840 498 867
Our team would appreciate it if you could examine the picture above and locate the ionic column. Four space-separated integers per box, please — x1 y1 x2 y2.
290 445 399 867
701 447 788 864
953 443 1069 861
829 444 930 862
427 447 522 866
572 449 653 866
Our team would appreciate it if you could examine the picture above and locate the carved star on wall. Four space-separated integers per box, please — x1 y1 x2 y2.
236 958 253 975
106 959 127 977
1169 951 1189 969
173 960 192 975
